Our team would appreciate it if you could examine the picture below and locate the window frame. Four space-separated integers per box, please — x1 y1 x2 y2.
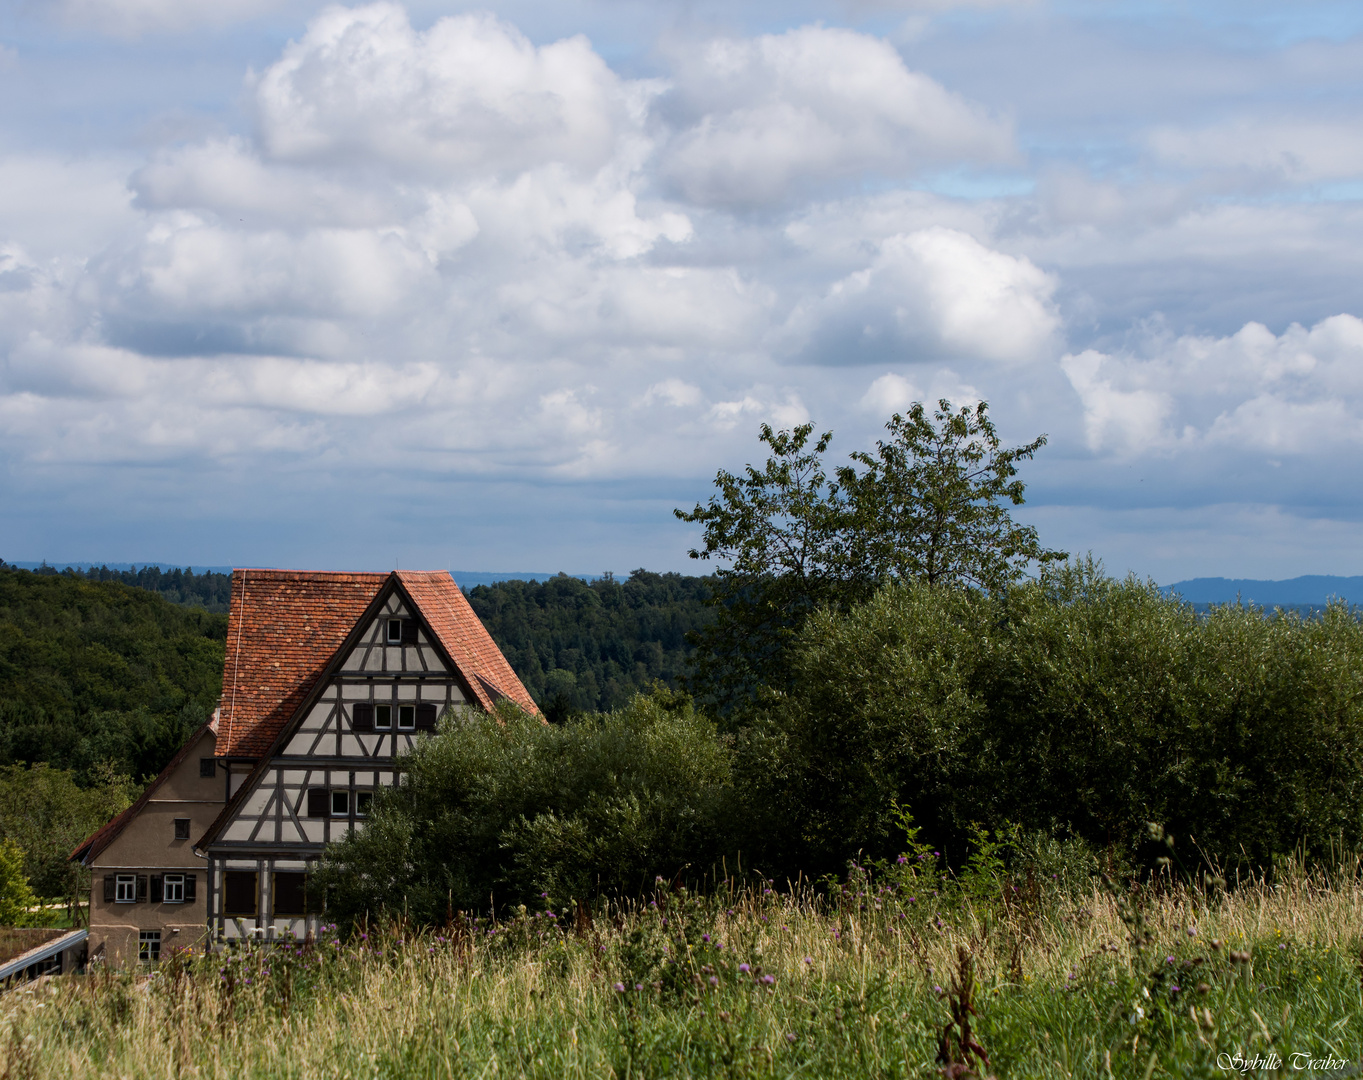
331 789 350 817
398 704 416 730
173 818 191 840
200 758 216 779
272 871 308 917
374 703 392 729
223 871 258 917
386 618 403 644
115 874 137 904
138 931 161 963
163 874 185 904
355 791 373 817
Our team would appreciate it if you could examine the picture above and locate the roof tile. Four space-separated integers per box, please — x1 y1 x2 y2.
217 568 536 759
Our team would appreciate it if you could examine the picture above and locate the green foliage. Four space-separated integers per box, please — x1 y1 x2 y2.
676 402 1059 711
754 559 1363 877
466 571 713 718
0 838 37 925
837 400 1066 589
2 560 233 612
313 688 737 921
0 763 139 902
675 424 867 711
0 564 225 780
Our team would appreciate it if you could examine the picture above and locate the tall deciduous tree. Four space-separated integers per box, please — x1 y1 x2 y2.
676 401 1063 710
839 400 1067 591
674 424 864 711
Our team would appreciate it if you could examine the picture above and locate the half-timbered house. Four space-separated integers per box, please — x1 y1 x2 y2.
73 568 536 957
194 569 536 942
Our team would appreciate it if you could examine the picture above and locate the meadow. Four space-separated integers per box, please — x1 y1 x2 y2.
5 860 1361 1079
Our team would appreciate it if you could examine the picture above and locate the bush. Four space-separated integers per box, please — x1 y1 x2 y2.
751 560 1363 876
313 687 738 922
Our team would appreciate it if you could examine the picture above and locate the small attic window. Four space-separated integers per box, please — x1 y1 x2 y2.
387 618 419 644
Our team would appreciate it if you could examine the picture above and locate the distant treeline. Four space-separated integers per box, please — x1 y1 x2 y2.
0 560 712 764
466 571 713 719
0 565 226 783
4 561 234 613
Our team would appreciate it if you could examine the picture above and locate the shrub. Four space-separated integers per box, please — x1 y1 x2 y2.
313 687 737 922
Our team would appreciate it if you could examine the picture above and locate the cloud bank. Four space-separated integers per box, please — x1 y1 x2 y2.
3 0 1363 578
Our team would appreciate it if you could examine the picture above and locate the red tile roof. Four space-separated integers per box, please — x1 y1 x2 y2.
217 570 388 758
396 570 538 714
216 568 537 759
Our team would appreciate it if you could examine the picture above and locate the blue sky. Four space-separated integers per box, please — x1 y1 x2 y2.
1 0 1361 580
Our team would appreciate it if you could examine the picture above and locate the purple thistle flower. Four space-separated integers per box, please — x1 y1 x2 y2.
739 963 750 973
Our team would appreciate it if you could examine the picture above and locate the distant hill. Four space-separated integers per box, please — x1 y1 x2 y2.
7 562 587 604
0 565 226 781
1163 575 1363 608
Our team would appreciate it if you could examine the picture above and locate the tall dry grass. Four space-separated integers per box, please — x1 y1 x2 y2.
3 870 1361 1079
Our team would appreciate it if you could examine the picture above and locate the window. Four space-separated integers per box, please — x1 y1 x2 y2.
200 758 216 778
331 789 349 816
115 875 136 903
223 871 258 916
398 705 415 730
416 703 438 731
173 818 191 840
356 791 373 817
352 703 374 731
163 874 185 903
139 931 161 962
386 618 418 644
375 704 392 729
307 788 329 818
273 872 307 917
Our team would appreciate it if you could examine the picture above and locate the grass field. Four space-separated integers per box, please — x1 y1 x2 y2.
4 866 1361 1079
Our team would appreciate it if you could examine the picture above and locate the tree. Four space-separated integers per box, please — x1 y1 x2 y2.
674 424 865 711
0 839 37 926
839 400 1067 592
676 401 1063 710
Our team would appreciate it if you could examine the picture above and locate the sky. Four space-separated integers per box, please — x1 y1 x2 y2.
1 0 1362 581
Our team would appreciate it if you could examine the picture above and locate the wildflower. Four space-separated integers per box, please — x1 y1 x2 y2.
709 976 718 987
897 856 907 865
702 934 711 943
635 984 643 991
933 985 943 994
613 983 625 992
1165 956 1175 965
1187 926 1197 937
804 957 812 965
786 1033 797 1044
739 963 750 973
761 974 775 986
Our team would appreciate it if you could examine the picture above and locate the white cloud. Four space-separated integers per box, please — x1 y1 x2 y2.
1062 315 1363 457
253 5 641 179
54 0 283 36
1147 119 1363 185
782 226 1059 364
661 25 1015 205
